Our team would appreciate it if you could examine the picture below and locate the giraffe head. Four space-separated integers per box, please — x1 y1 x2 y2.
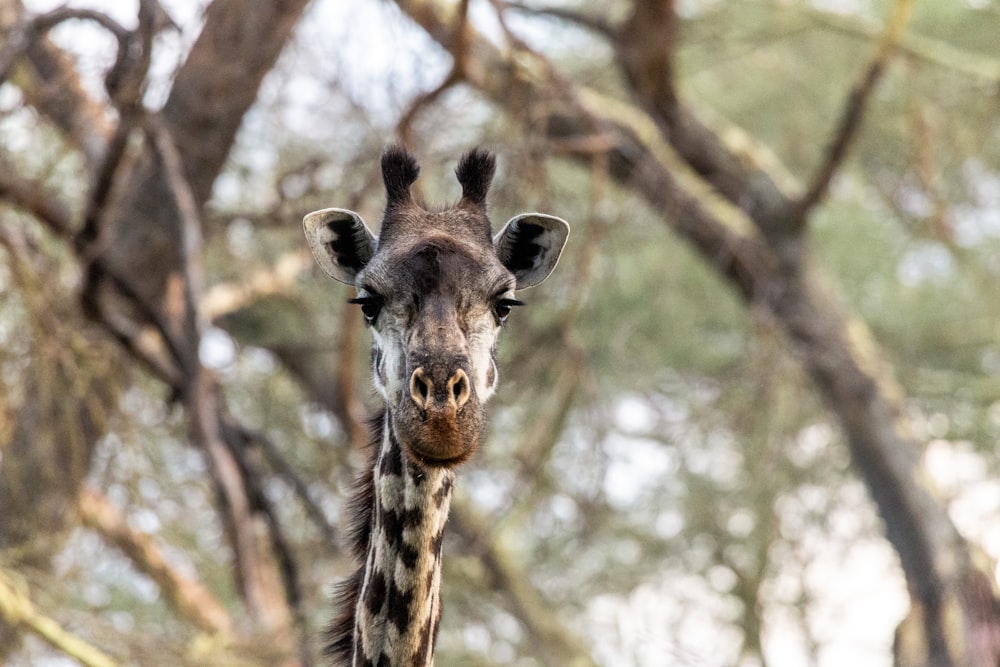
304 145 568 467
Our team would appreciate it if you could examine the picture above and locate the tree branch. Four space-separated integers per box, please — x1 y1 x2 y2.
77 485 234 635
0 161 74 236
609 0 799 239
0 566 119 667
797 1 1000 84
240 427 340 549
396 0 470 148
0 6 130 87
616 0 679 113
145 113 206 362
792 0 916 225
503 1 614 39
146 114 297 648
0 2 114 166
202 250 313 319
76 2 159 337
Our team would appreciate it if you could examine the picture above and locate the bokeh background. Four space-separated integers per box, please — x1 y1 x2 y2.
1 1 999 665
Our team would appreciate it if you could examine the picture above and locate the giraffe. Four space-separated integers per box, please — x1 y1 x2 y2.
303 145 569 666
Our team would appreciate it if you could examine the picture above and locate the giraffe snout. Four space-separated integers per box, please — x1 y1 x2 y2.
409 366 472 412
396 360 484 467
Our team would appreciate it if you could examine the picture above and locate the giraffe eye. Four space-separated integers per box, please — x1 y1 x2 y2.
494 298 524 324
349 295 383 324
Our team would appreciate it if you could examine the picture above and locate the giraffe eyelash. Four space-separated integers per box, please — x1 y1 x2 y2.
349 295 383 324
494 298 524 324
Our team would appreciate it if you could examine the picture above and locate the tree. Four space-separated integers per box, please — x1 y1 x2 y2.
1 0 999 665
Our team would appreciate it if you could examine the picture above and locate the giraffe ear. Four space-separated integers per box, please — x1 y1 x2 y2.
493 213 569 289
303 208 376 285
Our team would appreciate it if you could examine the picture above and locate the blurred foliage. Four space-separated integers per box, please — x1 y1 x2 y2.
1 0 999 666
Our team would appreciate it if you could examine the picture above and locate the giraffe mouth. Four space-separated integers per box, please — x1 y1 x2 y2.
393 397 485 467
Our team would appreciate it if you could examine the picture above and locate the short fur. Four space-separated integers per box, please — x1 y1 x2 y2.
331 413 455 666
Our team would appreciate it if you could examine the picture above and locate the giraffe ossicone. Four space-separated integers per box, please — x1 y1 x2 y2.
304 145 568 666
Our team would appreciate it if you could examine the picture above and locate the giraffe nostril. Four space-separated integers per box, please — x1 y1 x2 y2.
410 367 470 410
409 367 432 408
448 369 471 410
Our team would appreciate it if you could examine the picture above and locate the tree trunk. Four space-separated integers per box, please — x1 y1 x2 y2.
1 0 311 661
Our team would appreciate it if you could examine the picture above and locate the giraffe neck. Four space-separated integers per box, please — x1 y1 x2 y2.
352 410 455 666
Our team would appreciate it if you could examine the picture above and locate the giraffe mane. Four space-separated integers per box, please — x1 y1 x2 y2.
325 409 384 663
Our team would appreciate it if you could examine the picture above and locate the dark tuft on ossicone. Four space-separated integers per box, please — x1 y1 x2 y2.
382 144 420 206
455 147 496 207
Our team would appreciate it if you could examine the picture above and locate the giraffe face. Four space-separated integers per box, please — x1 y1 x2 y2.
354 234 511 466
304 146 568 468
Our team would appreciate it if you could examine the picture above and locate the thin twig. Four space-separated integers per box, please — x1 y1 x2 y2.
396 0 472 149
0 566 119 667
797 1 1000 84
793 0 915 225
397 68 463 149
241 426 339 548
503 1 613 38
220 420 315 667
0 7 129 85
75 0 155 257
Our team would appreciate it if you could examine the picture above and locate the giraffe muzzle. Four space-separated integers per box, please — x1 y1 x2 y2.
394 362 484 467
